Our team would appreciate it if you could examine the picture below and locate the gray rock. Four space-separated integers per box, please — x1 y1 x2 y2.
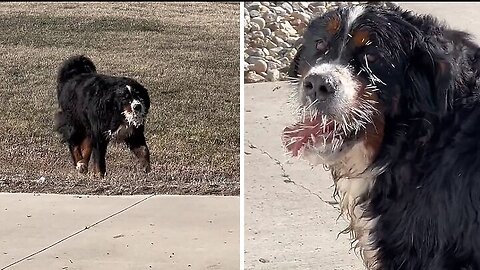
281 21 297 36
265 56 282 64
310 5 327 14
277 41 290 48
267 61 282 71
281 2 293 14
269 47 284 56
246 55 265 64
244 24 251 33
332 2 349 9
249 10 261 18
250 22 261 31
265 39 277 49
251 17 266 29
251 59 268 73
308 2 326 7
289 18 302 26
266 69 281 82
262 11 277 23
258 5 270 13
245 71 266 83
274 29 290 40
249 38 267 48
271 6 286 16
261 28 272 38
271 36 285 46
291 11 311 23
286 36 299 46
279 57 291 66
266 22 280 31
246 2 262 11
298 2 310 9
261 47 270 56
298 7 307 13
251 31 265 39
245 48 265 57
291 2 303 11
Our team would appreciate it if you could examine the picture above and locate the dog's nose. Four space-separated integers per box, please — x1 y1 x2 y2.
132 103 142 112
303 74 336 101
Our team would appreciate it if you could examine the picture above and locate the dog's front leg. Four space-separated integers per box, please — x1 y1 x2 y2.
132 145 151 173
75 136 93 174
92 137 108 178
125 130 151 173
68 144 83 167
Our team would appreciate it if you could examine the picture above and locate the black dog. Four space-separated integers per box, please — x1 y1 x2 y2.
55 55 151 177
283 3 480 269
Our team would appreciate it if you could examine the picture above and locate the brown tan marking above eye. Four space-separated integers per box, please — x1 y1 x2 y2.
326 15 341 35
352 30 370 47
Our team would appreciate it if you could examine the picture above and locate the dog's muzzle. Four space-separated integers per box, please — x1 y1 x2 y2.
303 73 337 102
301 63 358 114
122 100 146 127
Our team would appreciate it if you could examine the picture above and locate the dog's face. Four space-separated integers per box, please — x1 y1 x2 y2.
283 5 452 164
115 83 150 127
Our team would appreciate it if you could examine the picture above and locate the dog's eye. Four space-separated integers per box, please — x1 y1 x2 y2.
315 39 328 53
365 53 378 63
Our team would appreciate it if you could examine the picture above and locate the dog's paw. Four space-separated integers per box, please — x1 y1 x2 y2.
94 171 106 178
142 162 151 173
76 162 88 174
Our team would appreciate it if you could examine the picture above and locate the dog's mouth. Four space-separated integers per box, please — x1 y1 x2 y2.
122 101 146 127
282 90 381 163
282 113 361 160
283 60 385 164
122 111 145 127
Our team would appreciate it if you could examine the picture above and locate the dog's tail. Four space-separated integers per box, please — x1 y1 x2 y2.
57 55 97 85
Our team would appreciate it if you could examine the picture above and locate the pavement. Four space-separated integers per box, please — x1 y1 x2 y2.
244 3 480 269
0 194 239 270
244 81 362 270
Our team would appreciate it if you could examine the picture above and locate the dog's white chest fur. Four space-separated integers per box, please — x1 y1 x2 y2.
333 141 381 270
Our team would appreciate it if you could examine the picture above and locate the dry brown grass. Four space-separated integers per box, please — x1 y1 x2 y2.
0 2 240 196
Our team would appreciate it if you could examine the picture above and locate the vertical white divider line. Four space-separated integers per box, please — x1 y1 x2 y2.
239 2 245 270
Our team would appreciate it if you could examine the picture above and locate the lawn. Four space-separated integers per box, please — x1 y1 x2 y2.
0 2 240 195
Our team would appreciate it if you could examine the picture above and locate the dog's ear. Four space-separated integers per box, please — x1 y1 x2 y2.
139 85 151 112
405 40 453 115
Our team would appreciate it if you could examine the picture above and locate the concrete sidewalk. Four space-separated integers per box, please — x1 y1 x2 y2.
0 194 239 270
244 82 362 270
244 3 480 269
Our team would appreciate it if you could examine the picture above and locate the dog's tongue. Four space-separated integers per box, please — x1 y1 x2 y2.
282 117 332 157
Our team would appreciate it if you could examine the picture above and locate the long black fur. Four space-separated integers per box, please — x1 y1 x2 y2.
55 55 151 177
290 4 480 269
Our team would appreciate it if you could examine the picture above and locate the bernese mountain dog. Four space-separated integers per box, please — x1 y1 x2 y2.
55 55 151 178
283 3 480 269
